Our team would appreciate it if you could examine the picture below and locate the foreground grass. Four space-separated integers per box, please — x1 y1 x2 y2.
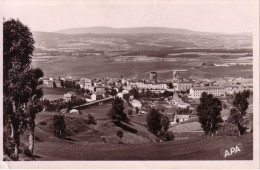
33 133 252 160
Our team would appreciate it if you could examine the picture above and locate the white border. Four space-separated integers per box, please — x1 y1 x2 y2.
0 0 259 169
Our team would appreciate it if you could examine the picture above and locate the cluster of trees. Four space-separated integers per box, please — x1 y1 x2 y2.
38 98 86 112
129 88 174 100
3 19 44 159
146 108 174 141
197 91 251 137
124 48 252 58
175 107 192 115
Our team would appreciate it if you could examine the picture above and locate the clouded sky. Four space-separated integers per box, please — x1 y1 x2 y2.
1 0 257 33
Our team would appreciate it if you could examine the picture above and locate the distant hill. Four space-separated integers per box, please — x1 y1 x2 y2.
55 26 219 35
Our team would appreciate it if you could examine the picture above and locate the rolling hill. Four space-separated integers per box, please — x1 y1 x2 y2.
55 26 218 35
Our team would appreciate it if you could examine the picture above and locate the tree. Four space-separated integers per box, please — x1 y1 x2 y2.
197 92 223 136
110 89 117 97
228 90 250 137
168 83 174 89
146 108 162 135
108 97 128 123
129 87 139 99
53 115 66 138
3 19 38 159
128 109 133 117
135 107 139 114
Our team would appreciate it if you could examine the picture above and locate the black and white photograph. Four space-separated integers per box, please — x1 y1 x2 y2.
0 0 259 169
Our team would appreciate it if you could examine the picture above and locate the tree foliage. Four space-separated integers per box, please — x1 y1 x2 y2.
129 87 139 99
108 97 128 123
197 92 223 136
146 108 174 141
3 18 43 159
161 115 170 132
146 108 162 134
228 90 250 136
53 115 66 138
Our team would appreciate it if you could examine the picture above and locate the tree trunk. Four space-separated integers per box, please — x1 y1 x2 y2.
28 125 35 154
13 130 20 160
10 123 14 138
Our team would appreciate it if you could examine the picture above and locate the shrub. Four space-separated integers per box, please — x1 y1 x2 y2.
116 130 124 139
39 121 47 126
217 122 240 136
158 131 175 141
84 114 97 125
128 109 133 117
53 115 66 138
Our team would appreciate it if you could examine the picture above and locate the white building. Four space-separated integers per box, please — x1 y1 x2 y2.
130 81 168 90
116 92 123 99
174 81 193 91
189 86 225 98
85 93 97 102
131 99 142 109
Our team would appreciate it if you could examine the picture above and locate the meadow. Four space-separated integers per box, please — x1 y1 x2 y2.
32 54 253 80
33 108 253 161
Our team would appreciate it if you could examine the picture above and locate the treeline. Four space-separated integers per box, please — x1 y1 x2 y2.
128 88 174 100
122 48 252 58
39 99 86 112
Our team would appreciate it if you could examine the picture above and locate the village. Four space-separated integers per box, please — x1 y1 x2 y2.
40 69 253 125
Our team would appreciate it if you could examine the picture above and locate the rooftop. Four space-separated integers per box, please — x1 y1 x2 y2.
191 86 225 90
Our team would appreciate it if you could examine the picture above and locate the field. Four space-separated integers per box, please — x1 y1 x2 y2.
28 98 253 160
32 54 253 80
43 87 83 100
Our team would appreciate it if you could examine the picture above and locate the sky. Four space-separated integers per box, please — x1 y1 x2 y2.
1 0 257 33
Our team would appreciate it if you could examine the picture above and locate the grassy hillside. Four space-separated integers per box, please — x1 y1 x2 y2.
28 101 253 160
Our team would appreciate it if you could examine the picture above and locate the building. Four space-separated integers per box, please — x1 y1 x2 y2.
174 81 193 91
130 81 167 91
63 92 77 102
85 93 97 102
175 115 190 122
42 77 55 88
224 85 240 95
189 86 226 98
131 99 142 109
150 72 157 80
53 80 62 88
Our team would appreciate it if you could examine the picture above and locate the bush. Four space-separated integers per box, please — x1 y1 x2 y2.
84 114 97 125
217 122 240 136
39 121 47 126
128 109 133 117
158 131 175 141
116 130 124 139
53 115 66 138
